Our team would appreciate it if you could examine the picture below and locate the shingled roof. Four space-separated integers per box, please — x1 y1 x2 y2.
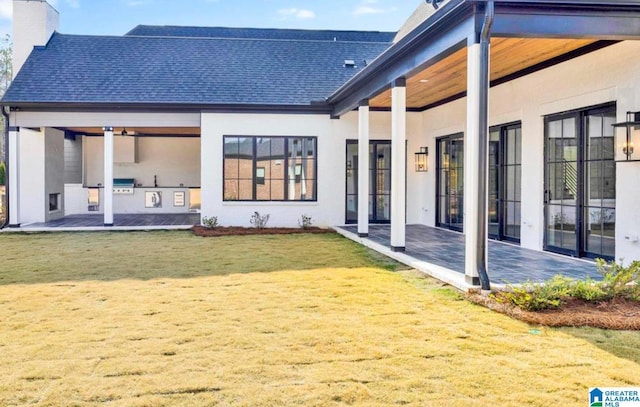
127 25 396 43
2 29 392 109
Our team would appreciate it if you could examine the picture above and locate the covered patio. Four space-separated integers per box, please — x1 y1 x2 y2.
4 213 200 232
336 224 601 290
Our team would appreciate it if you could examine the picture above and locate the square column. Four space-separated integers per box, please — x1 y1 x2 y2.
357 100 370 237
390 78 406 252
103 127 114 226
464 39 490 288
8 126 20 227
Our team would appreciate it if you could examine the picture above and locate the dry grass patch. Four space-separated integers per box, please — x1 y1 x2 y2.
0 231 638 406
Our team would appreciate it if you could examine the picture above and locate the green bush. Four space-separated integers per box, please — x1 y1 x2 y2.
595 259 640 301
202 216 219 229
0 161 5 185
571 278 608 302
495 259 640 311
495 275 573 311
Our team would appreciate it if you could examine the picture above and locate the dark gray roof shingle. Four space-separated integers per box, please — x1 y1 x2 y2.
126 25 396 43
2 32 390 107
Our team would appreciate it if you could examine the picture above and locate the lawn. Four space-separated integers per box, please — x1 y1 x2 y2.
0 231 638 406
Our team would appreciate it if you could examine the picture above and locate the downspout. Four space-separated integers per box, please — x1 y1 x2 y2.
1 107 9 229
476 1 494 291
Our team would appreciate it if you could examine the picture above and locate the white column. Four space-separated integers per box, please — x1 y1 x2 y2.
390 78 406 251
103 127 114 226
357 100 370 237
8 127 20 227
464 41 487 286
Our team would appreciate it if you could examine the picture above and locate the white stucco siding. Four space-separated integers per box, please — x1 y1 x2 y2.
417 40 640 261
18 128 45 224
201 112 423 228
11 112 201 129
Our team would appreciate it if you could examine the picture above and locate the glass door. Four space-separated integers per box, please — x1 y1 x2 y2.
489 123 522 242
544 105 616 260
345 140 392 224
436 134 464 232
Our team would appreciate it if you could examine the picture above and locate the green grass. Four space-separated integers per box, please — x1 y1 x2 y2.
0 231 638 406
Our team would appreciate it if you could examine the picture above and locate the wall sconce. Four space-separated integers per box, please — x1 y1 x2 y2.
415 147 428 172
612 111 640 162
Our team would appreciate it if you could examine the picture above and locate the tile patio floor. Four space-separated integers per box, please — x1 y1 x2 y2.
10 213 200 231
337 224 601 287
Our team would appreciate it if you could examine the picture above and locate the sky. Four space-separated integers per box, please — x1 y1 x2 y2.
0 0 423 38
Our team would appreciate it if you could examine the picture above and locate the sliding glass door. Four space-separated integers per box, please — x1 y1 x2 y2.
544 104 616 260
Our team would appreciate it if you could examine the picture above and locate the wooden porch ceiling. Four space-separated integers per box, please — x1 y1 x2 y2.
66 127 200 136
369 38 598 110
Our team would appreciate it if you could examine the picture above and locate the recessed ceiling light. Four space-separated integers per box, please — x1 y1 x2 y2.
419 79 429 83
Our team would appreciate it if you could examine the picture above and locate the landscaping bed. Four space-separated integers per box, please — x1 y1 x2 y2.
192 225 336 237
468 294 640 330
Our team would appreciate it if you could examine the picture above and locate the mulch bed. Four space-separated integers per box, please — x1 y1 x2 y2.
467 294 640 330
193 226 336 237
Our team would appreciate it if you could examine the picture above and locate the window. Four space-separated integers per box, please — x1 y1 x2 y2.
224 136 317 201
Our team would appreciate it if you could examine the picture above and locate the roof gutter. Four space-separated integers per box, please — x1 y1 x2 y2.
1 107 9 229
475 0 494 291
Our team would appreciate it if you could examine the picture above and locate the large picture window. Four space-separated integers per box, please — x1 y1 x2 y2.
224 136 317 201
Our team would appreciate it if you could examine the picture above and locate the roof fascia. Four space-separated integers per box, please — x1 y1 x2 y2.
493 2 640 39
4 102 334 115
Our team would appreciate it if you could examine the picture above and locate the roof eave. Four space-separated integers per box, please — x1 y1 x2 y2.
2 101 334 115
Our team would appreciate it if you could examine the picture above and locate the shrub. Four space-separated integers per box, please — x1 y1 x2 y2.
202 216 219 229
595 258 640 301
250 212 270 229
495 275 573 311
0 161 5 186
298 214 313 229
571 278 609 302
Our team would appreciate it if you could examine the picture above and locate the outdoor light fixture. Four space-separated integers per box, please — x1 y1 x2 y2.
121 128 128 136
612 111 640 162
415 147 428 172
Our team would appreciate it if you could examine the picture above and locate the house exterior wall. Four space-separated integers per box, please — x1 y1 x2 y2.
83 136 201 188
200 112 422 227
12 0 59 77
418 40 640 262
44 127 65 222
18 128 44 224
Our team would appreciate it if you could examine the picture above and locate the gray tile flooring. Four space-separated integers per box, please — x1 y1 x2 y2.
26 213 201 228
340 224 601 283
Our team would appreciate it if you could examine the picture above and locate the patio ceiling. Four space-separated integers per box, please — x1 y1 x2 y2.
66 127 201 136
329 0 640 117
369 37 602 110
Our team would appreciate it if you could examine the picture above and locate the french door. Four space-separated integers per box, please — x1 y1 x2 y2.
544 104 616 260
489 123 522 242
436 134 465 232
346 140 392 224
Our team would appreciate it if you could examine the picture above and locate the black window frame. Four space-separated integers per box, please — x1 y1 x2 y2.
223 135 318 202
488 121 522 244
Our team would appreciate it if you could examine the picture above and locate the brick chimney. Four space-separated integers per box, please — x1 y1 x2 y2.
12 0 59 78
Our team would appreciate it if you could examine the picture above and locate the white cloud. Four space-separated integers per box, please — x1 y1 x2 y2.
353 0 395 16
0 0 12 20
278 8 316 20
